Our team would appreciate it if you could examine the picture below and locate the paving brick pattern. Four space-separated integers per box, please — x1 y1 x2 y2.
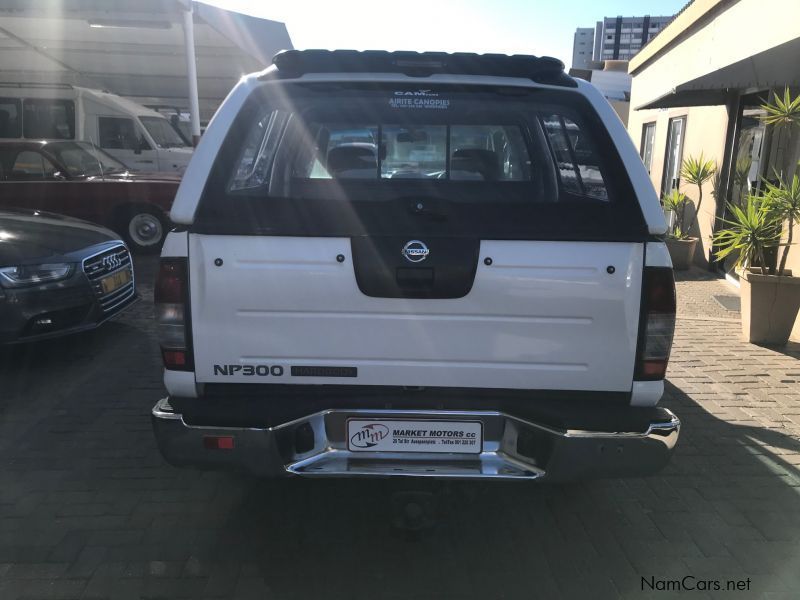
1 258 800 599
674 268 741 322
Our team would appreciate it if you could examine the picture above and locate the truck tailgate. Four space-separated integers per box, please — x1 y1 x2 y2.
189 234 643 392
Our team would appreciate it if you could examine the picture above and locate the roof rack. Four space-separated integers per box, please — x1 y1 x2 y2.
270 50 577 88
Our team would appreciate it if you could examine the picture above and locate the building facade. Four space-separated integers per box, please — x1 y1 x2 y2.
571 27 595 70
569 60 631 125
572 15 673 68
596 15 673 61
626 0 800 334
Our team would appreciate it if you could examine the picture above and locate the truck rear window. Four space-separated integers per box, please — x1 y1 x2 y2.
195 83 646 240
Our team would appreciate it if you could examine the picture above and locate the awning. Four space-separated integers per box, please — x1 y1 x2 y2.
636 36 800 110
0 0 292 119
636 88 732 110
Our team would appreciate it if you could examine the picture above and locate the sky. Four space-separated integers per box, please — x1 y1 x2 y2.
205 0 689 68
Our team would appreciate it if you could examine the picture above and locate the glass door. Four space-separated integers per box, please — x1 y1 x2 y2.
719 95 770 278
661 116 686 197
731 104 767 207
640 121 656 174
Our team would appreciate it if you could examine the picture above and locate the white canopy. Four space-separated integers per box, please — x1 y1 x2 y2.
0 0 292 119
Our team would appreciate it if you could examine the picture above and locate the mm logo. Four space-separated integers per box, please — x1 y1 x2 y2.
213 364 284 376
350 423 389 448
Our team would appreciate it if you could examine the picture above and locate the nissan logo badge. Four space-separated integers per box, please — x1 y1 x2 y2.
402 240 429 263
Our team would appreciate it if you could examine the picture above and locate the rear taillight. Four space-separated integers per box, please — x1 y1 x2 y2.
635 267 676 381
155 258 193 371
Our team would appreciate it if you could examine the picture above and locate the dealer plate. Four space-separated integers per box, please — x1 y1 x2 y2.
100 268 131 294
347 419 483 454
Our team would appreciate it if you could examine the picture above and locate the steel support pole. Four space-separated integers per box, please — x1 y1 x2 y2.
182 3 202 146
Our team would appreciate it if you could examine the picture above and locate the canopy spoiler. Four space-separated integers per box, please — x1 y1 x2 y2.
269 49 578 88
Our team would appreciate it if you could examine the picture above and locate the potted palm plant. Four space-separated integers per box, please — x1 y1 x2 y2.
662 154 716 270
716 87 800 345
662 189 696 270
758 87 800 272
714 175 800 344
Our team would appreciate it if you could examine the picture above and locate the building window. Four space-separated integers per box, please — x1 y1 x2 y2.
640 122 656 174
661 116 687 196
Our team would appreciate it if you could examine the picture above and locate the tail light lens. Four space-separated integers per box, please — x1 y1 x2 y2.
635 267 676 381
155 258 193 371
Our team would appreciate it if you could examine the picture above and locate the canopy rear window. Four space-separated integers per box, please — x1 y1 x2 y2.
195 83 646 240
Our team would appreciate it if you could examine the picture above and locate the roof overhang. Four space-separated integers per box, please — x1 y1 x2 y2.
636 36 800 110
636 88 731 110
0 0 292 118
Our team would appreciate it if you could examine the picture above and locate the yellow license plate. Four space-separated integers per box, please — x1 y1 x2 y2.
100 269 131 294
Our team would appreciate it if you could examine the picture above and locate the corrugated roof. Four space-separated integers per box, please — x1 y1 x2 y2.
0 1 292 118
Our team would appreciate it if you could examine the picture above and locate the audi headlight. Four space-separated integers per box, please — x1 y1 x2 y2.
0 263 75 287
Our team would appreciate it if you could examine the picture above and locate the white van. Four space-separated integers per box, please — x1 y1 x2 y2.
144 106 206 147
0 83 193 173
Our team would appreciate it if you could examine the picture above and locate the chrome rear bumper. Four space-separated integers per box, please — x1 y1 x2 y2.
152 398 679 481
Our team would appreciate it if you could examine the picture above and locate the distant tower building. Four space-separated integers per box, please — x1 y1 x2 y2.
593 21 603 61
572 15 673 68
571 27 595 69
594 15 673 61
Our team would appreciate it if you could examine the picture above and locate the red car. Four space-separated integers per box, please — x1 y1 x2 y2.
0 140 180 252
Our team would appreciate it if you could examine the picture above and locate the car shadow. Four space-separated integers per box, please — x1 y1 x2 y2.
662 380 800 476
0 319 159 406
186 379 800 599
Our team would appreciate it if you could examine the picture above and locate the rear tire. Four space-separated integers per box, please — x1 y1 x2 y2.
120 207 167 254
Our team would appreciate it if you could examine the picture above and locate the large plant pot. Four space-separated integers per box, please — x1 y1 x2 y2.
740 268 800 345
752 245 780 273
665 237 698 270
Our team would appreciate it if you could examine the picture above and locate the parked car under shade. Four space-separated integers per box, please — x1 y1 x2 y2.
0 140 180 252
0 208 137 343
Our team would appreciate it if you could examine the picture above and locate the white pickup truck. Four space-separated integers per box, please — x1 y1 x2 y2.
150 50 679 481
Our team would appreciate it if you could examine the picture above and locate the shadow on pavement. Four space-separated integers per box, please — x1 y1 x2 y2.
0 322 150 388
758 339 800 360
162 380 800 599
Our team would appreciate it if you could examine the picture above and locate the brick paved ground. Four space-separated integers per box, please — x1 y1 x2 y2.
2 258 800 599
674 268 742 322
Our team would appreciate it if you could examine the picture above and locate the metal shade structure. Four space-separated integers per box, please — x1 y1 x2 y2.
636 36 800 111
0 0 292 120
